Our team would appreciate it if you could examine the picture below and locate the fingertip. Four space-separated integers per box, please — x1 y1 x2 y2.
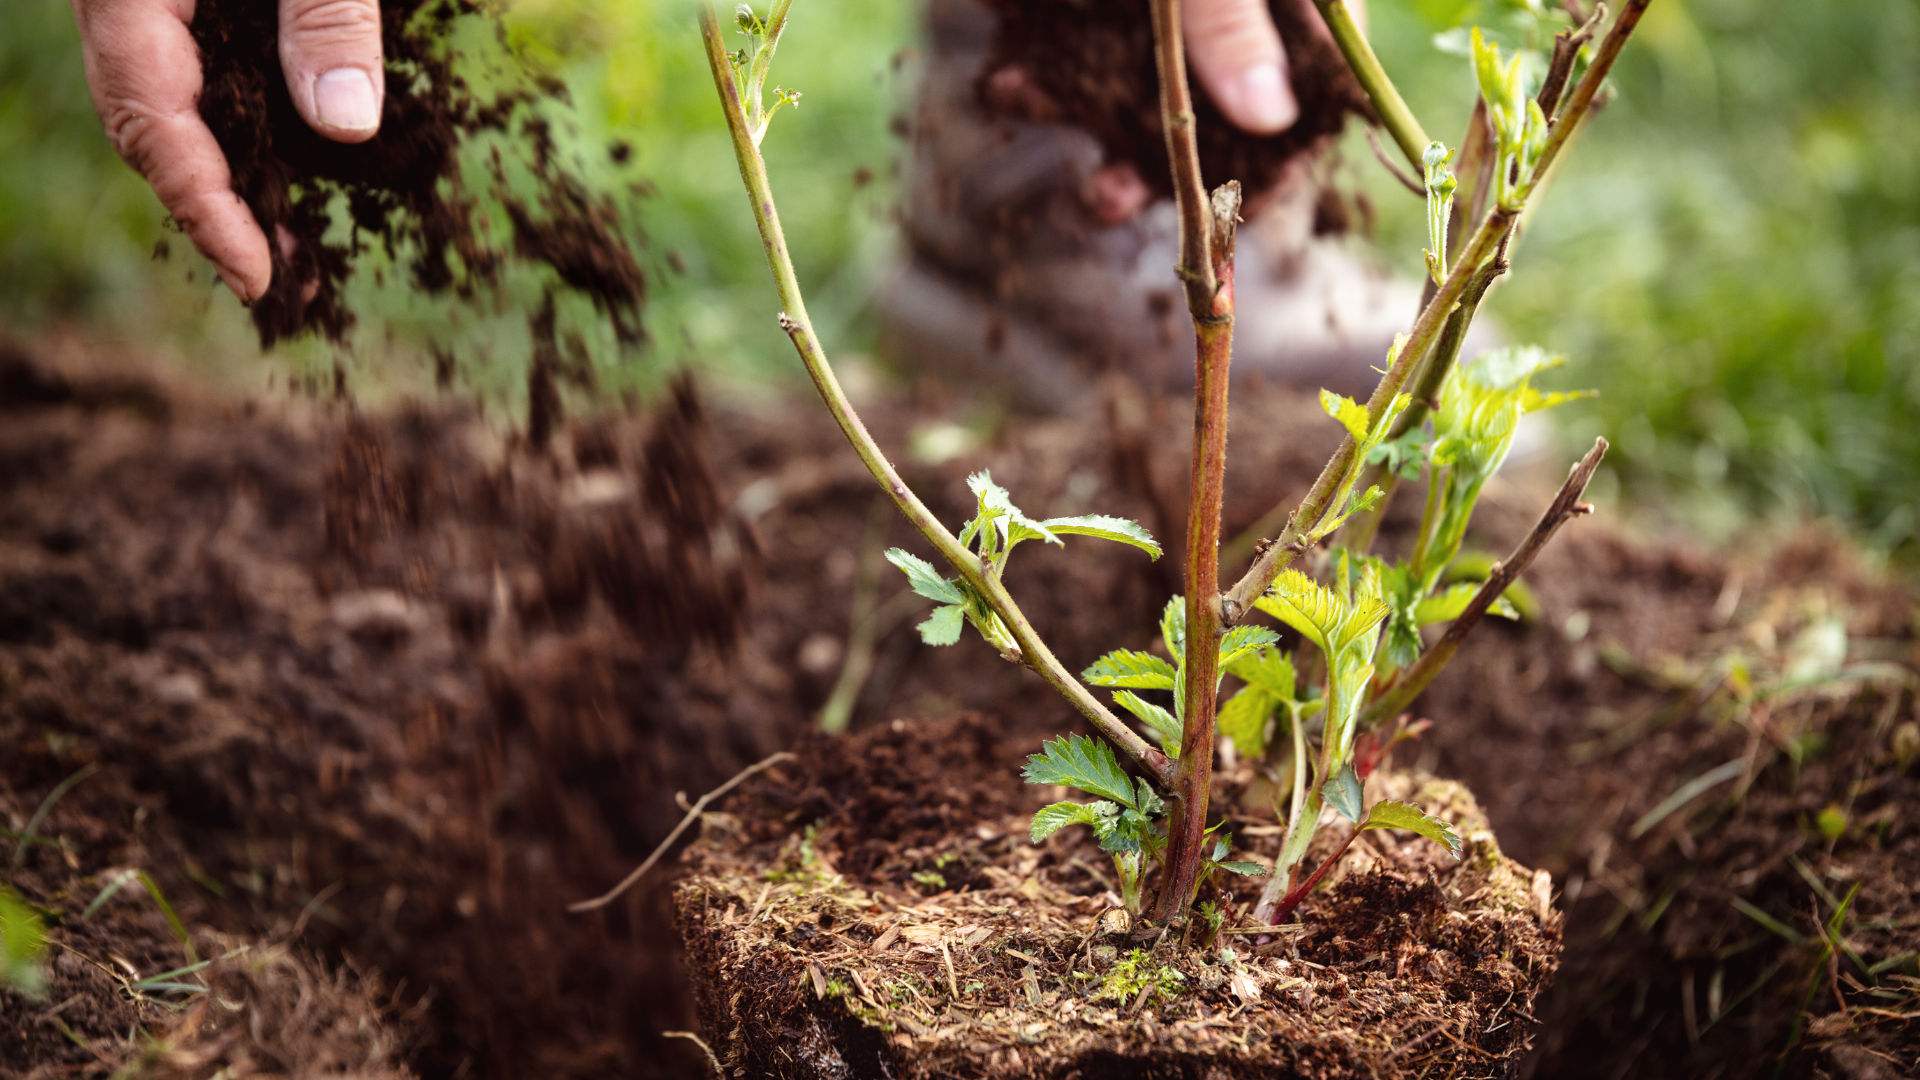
311 66 382 140
1220 63 1299 135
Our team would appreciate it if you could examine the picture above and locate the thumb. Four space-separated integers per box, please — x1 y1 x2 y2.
1184 0 1298 135
279 0 385 142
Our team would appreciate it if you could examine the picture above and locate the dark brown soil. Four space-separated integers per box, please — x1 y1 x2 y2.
1 337 1914 1078
189 0 645 348
979 0 1370 201
676 714 1559 1079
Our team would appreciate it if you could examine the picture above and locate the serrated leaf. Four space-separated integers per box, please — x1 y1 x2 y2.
917 603 965 646
1226 648 1297 697
1360 800 1464 860
1083 650 1177 690
1029 801 1111 842
1022 735 1140 808
1215 861 1269 877
1216 685 1279 758
1042 515 1162 559
885 548 965 605
1320 389 1371 442
1113 691 1182 757
1160 596 1187 662
1413 581 1480 626
968 470 1061 555
1217 626 1281 669
1322 763 1364 824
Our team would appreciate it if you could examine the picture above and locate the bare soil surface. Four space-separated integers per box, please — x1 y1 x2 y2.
677 713 1559 1079
1 339 1914 1078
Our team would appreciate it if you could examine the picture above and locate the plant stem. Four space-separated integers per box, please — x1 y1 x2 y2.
1223 203 1513 618
1359 437 1609 726
1263 818 1360 925
1311 0 1429 174
698 6 1173 787
1224 0 1651 620
1333 230 1511 554
1145 0 1239 921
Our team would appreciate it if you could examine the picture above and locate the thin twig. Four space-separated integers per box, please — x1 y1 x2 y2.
1365 127 1425 196
1536 3 1607 121
697 6 1172 787
1312 0 1431 172
663 1031 724 1079
570 751 796 913
1359 438 1609 725
1147 0 1215 313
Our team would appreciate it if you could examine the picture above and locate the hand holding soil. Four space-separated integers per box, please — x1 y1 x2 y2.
68 0 386 303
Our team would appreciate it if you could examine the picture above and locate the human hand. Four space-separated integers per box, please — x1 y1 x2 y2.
1081 0 1358 223
68 0 387 302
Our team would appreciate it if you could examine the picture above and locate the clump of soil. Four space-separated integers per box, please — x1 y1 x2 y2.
190 0 645 347
676 713 1560 1078
979 0 1370 200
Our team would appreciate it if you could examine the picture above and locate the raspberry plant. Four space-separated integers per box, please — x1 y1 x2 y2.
701 0 1649 929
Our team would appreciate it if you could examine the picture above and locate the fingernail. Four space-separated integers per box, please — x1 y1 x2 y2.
214 265 255 305
1228 63 1298 135
314 67 380 132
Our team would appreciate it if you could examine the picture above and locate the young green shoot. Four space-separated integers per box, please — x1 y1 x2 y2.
700 0 1651 938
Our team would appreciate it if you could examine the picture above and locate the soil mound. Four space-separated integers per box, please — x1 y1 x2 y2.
190 0 644 347
678 713 1558 1079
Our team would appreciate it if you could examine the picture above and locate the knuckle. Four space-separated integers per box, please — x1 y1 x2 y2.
284 0 383 40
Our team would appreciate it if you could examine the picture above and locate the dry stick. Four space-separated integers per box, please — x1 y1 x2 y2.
696 7 1172 787
1359 438 1610 727
1364 127 1424 197
1145 0 1240 921
663 1031 725 1079
569 751 796 913
1223 0 1651 621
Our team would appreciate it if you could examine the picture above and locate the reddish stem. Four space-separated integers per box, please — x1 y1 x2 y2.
1267 828 1361 925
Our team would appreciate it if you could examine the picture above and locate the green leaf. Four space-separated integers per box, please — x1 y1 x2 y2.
1368 427 1432 481
1029 800 1116 842
1083 650 1177 690
1159 597 1187 662
1226 648 1296 697
1217 626 1281 669
1360 800 1465 860
1216 685 1279 757
1113 692 1182 757
1413 581 1480 626
0 886 47 999
917 603 966 646
885 548 965 606
1214 861 1269 877
968 471 1061 555
1041 515 1162 559
1322 764 1364 824
1321 389 1372 442
1023 735 1141 808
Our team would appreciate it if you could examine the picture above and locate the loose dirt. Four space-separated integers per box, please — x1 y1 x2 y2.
189 0 645 348
979 0 1370 203
1 340 1914 1078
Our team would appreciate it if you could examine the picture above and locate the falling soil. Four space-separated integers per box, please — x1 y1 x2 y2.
978 0 1371 201
1 339 1915 1078
676 714 1560 1079
189 0 645 348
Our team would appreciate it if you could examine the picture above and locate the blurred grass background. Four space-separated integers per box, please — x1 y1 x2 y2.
2 0 1916 557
